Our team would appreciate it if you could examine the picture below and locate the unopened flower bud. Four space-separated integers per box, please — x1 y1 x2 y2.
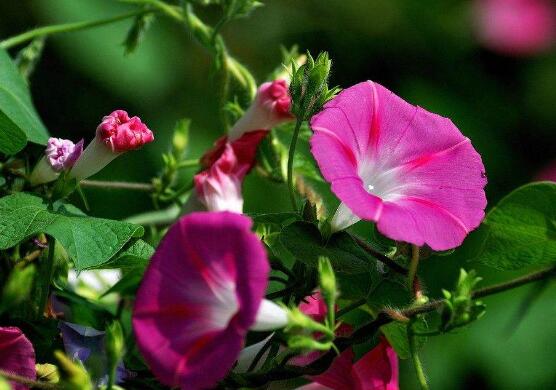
194 144 245 213
30 138 83 185
70 110 154 180
228 79 294 141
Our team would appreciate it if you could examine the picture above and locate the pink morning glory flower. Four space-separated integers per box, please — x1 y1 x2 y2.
229 79 294 141
310 81 487 251
70 110 154 180
0 327 36 390
298 338 399 390
192 130 267 213
473 0 556 56
132 212 287 389
29 137 84 185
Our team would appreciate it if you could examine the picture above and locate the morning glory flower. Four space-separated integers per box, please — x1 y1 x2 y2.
310 81 487 250
132 212 288 389
70 110 154 180
0 327 36 390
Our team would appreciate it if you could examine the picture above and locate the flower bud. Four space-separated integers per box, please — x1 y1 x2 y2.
30 138 83 185
228 79 294 141
194 143 245 213
70 110 154 180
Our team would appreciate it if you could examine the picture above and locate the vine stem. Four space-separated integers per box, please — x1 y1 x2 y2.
80 179 153 192
409 324 430 390
0 10 149 49
408 244 420 297
287 119 303 212
350 234 408 275
35 236 55 320
229 265 556 387
0 369 60 389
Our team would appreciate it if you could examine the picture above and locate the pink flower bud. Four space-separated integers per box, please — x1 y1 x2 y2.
97 110 154 152
194 144 245 213
30 137 84 185
70 110 154 180
229 79 294 141
45 137 84 172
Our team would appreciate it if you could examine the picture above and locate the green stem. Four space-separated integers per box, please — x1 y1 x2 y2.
409 324 430 390
80 179 153 192
0 10 148 49
287 119 303 212
408 244 420 296
177 159 200 169
36 236 55 319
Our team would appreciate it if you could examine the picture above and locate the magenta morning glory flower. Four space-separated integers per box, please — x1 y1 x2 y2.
298 338 399 390
29 137 84 185
132 212 287 389
71 110 154 180
0 327 36 390
473 0 556 56
310 81 487 250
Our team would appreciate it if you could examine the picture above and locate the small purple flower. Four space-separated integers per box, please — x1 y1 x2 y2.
59 322 129 387
30 138 84 185
45 138 84 172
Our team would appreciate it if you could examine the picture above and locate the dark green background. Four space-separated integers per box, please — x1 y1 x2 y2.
1 1 555 389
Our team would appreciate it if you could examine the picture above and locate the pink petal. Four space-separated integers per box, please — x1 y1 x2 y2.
0 327 36 390
310 81 487 250
352 339 399 390
132 212 269 389
308 349 356 390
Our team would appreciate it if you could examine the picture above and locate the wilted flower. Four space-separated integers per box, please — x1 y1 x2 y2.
473 0 556 56
29 137 83 185
298 339 399 390
191 130 267 213
310 81 487 250
0 327 36 390
132 212 288 389
229 79 293 141
70 110 154 180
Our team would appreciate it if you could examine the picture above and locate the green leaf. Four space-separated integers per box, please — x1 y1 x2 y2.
0 193 143 270
94 239 154 270
102 267 145 298
0 48 49 150
472 182 556 270
0 110 27 155
279 221 374 274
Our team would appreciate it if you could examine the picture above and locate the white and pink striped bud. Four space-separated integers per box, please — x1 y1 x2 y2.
228 79 293 141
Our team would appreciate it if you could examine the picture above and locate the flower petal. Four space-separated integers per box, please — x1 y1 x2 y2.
132 212 269 389
0 327 36 390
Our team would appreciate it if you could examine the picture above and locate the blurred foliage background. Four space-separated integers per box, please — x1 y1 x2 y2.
1 1 555 389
